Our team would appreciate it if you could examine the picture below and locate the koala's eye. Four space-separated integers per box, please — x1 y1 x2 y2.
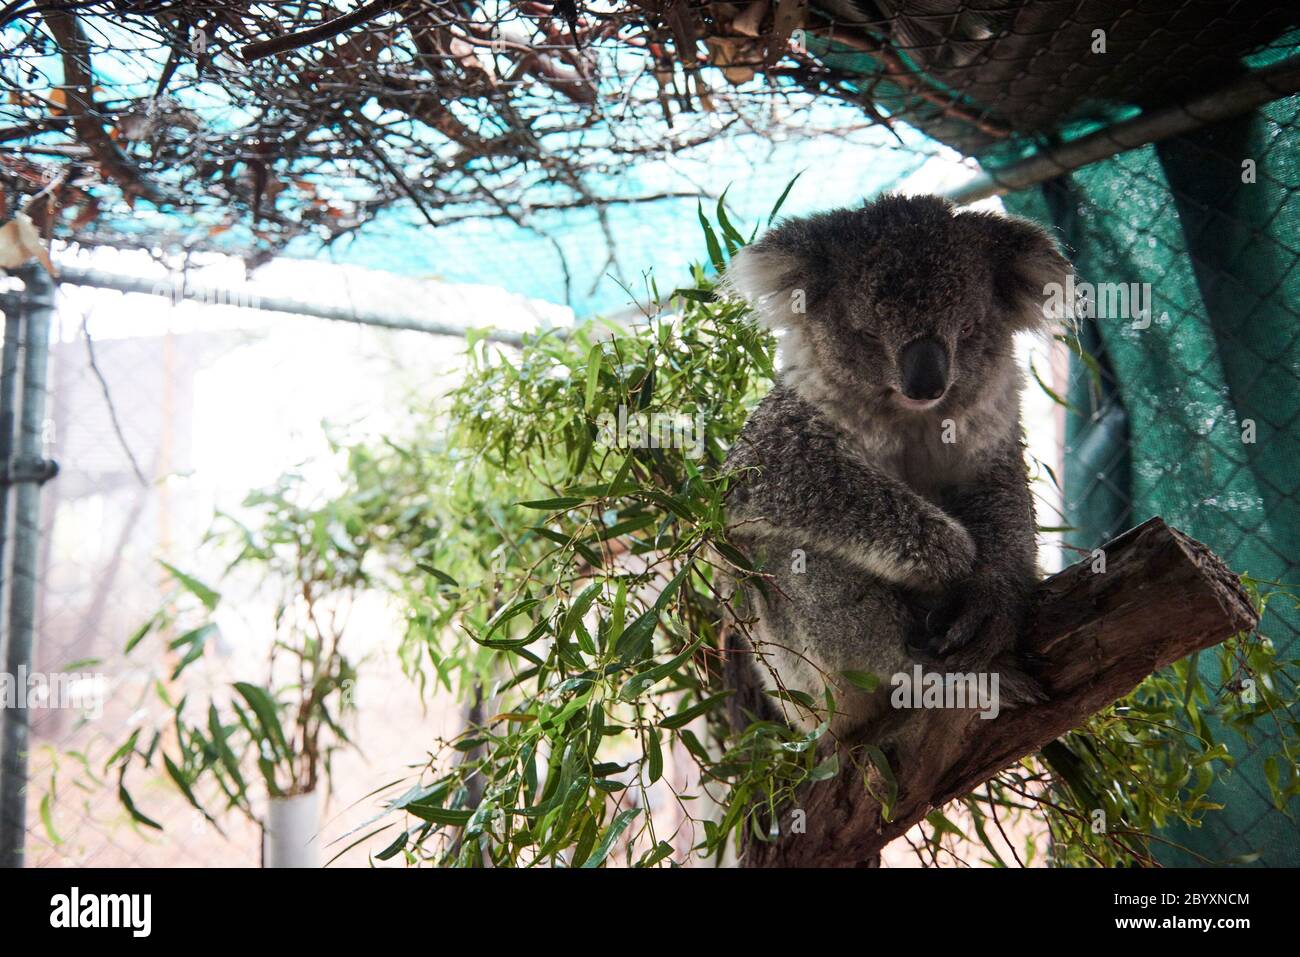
960 319 977 338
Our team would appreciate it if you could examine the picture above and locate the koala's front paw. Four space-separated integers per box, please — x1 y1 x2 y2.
913 577 1045 708
923 577 1022 662
916 512 976 585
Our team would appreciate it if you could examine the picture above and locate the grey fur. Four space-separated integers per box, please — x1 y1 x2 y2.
720 194 1071 735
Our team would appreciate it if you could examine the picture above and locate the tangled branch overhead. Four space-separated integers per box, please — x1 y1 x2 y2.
3 2 1293 274
0 1 903 265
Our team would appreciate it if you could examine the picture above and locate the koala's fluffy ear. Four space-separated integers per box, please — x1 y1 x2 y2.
958 210 1073 332
721 237 808 333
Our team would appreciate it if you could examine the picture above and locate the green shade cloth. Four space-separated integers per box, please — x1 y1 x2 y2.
1002 95 1300 865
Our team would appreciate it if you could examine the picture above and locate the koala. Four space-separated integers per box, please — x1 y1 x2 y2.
719 194 1070 736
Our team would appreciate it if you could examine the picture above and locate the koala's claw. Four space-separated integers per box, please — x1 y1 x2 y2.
1019 650 1050 670
922 579 1021 663
929 605 994 658
918 588 1045 710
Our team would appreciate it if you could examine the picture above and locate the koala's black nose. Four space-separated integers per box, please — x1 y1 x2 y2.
899 337 950 400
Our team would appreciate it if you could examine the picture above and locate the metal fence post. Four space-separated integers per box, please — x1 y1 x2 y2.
0 265 57 868
0 296 21 631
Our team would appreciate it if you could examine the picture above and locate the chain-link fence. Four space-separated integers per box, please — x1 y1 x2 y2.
1004 103 1300 865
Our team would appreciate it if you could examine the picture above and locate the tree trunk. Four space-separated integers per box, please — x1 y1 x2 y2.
737 518 1259 867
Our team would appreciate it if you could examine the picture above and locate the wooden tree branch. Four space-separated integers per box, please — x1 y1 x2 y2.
40 4 160 205
739 517 1259 867
239 0 405 62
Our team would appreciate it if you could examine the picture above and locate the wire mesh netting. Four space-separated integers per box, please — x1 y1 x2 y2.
1003 96 1300 865
3 3 1297 306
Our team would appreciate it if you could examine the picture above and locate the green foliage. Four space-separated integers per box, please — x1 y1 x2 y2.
98 454 427 828
368 198 837 865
